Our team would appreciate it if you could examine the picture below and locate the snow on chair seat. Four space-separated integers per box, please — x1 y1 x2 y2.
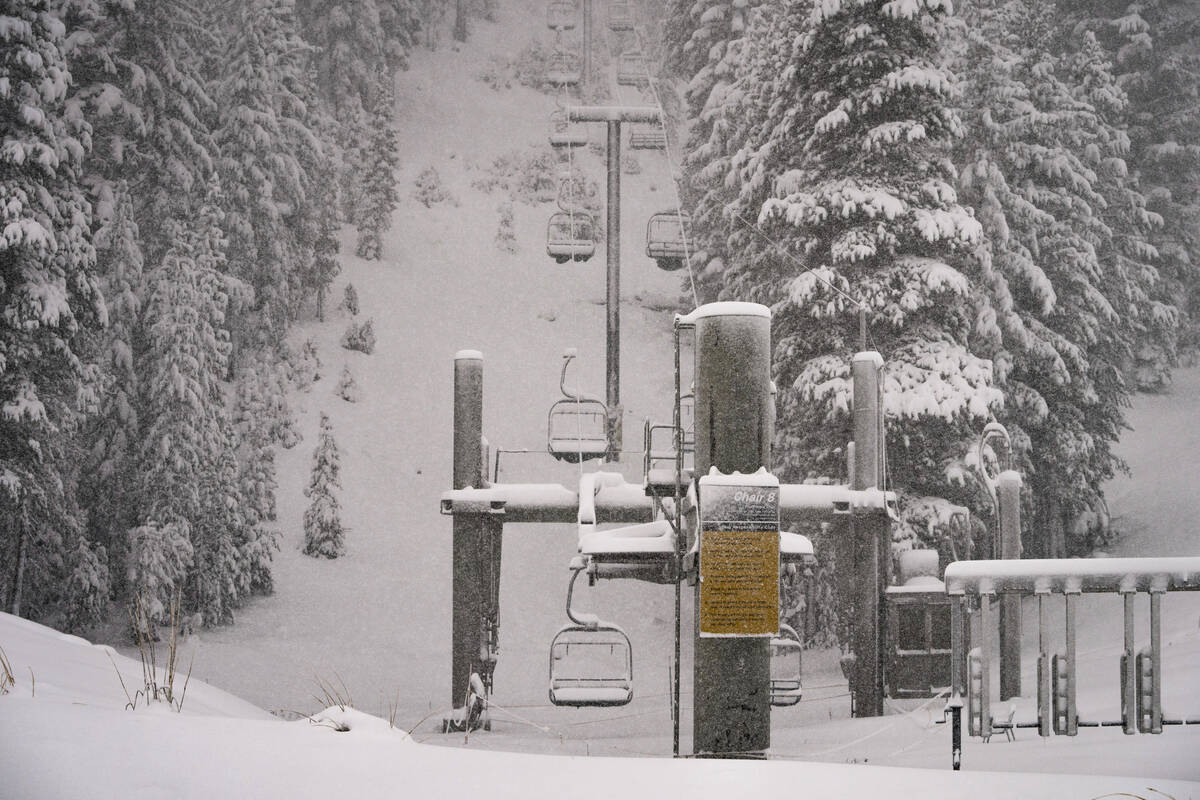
629 128 666 150
780 531 816 565
616 52 648 86
549 130 588 149
549 686 633 706
580 519 677 583
547 396 608 462
546 212 595 263
546 0 575 29
770 623 804 707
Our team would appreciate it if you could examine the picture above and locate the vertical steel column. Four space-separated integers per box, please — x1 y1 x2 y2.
979 593 993 740
850 351 885 717
998 471 1022 700
581 0 592 90
1147 590 1163 733
1037 592 1051 737
691 303 773 758
1121 592 1137 734
605 120 622 460
450 351 485 715
1064 591 1078 735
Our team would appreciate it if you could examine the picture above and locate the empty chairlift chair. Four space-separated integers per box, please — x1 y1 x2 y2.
549 111 588 150
770 623 804 706
546 0 576 30
549 559 633 707
608 1 633 31
642 416 694 497
549 624 634 706
616 51 648 87
546 349 608 462
547 212 596 264
646 210 691 271
629 126 666 151
546 51 581 87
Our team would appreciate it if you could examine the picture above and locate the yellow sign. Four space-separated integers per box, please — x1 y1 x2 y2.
699 528 780 636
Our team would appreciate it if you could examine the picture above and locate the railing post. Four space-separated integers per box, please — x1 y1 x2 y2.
1037 590 1051 737
850 351 886 718
998 471 1022 701
1121 590 1137 735
1064 590 1078 735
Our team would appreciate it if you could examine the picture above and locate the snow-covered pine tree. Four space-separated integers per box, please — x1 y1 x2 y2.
676 0 785 302
377 0 422 70
77 182 144 594
740 0 999 550
1057 0 1200 362
135 214 245 624
0 0 105 617
215 0 313 348
355 80 400 260
303 413 345 558
344 283 361 316
337 364 362 402
954 0 1168 556
298 0 387 119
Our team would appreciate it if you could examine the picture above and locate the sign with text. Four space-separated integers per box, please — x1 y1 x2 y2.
698 473 780 637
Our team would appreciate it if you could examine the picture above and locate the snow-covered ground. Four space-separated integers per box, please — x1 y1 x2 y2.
2 0 1199 794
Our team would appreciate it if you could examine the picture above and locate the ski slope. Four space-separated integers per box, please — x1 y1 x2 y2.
4 0 1197 791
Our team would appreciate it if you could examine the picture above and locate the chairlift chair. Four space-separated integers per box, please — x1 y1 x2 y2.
547 349 608 461
550 130 589 150
548 558 633 706
629 127 666 151
642 418 694 497
546 0 576 30
616 51 648 86
608 2 633 31
546 51 581 87
646 210 691 271
770 623 804 706
547 212 596 264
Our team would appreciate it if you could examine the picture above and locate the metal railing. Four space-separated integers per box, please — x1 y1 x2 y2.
942 556 1200 765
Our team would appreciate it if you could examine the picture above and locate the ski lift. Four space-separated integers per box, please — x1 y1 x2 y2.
548 560 633 707
642 414 694 497
546 0 576 30
770 623 804 707
608 1 633 31
629 127 666 151
547 51 581 87
547 349 608 462
547 212 596 264
646 209 690 271
549 110 587 150
616 51 648 86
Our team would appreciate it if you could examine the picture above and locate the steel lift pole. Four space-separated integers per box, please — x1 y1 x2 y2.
566 105 661 461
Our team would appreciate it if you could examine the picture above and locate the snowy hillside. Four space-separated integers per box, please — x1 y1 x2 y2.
3 0 1199 794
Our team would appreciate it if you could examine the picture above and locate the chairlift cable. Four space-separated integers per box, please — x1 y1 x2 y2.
629 25 700 307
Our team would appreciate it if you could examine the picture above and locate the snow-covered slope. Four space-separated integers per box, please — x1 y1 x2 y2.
27 0 1197 786
3 612 1198 799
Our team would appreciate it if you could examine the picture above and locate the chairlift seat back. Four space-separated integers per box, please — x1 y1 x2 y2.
548 397 607 461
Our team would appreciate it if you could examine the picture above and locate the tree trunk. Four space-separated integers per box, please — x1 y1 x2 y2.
453 0 468 41
9 522 27 617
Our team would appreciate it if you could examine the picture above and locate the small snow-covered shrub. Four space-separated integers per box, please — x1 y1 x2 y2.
511 40 552 89
341 318 376 354
126 521 194 627
64 537 111 631
343 282 360 316
337 364 362 402
476 55 512 90
413 166 458 208
292 338 322 388
495 201 518 253
471 150 559 205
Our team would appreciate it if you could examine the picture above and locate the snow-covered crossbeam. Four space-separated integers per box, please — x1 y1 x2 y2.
943 557 1200 595
565 105 661 123
441 482 894 525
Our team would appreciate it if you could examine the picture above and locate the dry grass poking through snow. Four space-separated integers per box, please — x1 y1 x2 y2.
108 590 193 712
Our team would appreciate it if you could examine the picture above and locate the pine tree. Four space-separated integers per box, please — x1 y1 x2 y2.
304 413 345 558
355 80 400 259
337 364 362 402
729 0 1000 550
215 0 314 346
0 0 105 617
954 0 1170 555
